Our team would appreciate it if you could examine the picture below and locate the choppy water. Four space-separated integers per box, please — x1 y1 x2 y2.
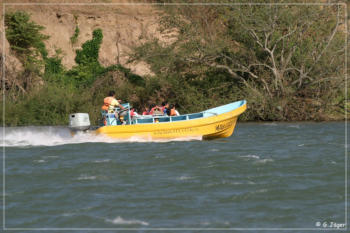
1 122 347 231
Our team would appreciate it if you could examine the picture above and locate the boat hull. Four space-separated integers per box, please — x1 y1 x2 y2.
95 101 246 140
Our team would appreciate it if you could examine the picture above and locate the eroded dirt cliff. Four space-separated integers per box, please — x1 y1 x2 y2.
1 1 177 79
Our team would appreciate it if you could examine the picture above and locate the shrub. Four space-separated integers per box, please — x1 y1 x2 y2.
75 29 103 65
70 25 80 44
5 11 49 55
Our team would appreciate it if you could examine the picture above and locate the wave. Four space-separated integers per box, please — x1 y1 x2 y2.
33 159 46 163
1 126 202 147
262 122 278 126
240 154 274 164
76 175 97 181
254 158 274 164
177 175 194 180
93 159 111 163
240 154 260 159
288 124 300 129
204 180 256 187
106 216 149 226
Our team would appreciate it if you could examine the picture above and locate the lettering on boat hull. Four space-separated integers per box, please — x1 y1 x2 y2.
215 121 234 132
154 128 199 135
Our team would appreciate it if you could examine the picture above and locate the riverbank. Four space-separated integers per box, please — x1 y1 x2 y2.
1 2 347 126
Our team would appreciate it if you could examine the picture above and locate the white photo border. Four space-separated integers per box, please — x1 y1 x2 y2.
1 2 348 231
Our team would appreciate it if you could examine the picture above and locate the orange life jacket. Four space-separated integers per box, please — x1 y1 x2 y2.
101 96 114 111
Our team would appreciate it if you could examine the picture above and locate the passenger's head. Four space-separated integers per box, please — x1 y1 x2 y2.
108 90 115 97
169 104 175 109
149 104 156 109
162 101 169 107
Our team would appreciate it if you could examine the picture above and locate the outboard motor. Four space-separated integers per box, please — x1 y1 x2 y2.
69 113 90 132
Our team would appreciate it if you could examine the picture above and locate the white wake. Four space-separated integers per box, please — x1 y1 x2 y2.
1 126 201 147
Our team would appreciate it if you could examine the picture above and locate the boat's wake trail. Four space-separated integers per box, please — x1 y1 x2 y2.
1 126 202 147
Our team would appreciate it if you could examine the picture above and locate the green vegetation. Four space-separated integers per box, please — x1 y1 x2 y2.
1 6 347 126
66 28 107 87
2 11 149 125
70 25 80 44
131 3 347 121
4 11 49 90
5 11 49 55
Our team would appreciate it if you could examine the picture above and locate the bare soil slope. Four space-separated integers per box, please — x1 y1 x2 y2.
2 1 177 77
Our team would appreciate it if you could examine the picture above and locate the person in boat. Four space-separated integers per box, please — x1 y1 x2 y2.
149 104 156 115
168 104 180 116
153 106 164 115
130 108 139 118
102 91 125 113
142 106 150 115
149 104 163 116
161 101 169 115
101 90 126 124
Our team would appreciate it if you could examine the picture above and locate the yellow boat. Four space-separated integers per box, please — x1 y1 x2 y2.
91 100 247 140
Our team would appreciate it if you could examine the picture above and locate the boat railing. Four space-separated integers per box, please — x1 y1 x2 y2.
204 112 218 115
101 103 131 126
98 100 245 126
133 112 204 124
101 103 207 126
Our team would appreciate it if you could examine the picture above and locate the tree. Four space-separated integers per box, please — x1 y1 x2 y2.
132 4 346 120
5 11 49 57
5 11 50 96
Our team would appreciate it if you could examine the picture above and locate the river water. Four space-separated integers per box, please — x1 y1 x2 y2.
1 122 347 231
